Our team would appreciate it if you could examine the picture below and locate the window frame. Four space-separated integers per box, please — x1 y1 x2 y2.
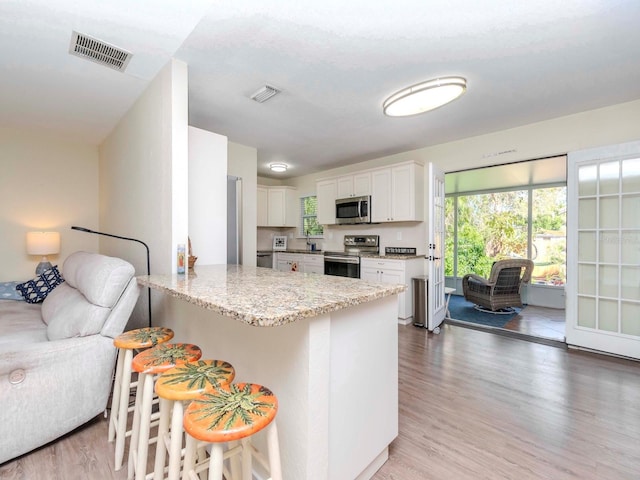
299 194 324 239
446 181 566 288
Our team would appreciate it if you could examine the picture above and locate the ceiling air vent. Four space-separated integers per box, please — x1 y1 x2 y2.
69 31 132 72
250 85 280 103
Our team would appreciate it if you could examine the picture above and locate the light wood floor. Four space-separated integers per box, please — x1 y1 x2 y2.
2 324 638 479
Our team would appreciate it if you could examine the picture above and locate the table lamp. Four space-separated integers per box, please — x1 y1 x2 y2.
27 231 61 274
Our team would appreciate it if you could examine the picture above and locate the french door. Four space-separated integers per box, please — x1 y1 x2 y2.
427 163 446 332
566 141 640 359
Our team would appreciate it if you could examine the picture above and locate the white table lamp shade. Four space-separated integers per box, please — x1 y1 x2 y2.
27 231 60 255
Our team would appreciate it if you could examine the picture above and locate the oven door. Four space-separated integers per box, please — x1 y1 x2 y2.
324 255 360 278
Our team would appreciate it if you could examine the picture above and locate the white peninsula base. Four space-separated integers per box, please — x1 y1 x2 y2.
159 293 398 480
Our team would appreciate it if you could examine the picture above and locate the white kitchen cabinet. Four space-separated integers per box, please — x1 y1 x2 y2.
303 254 324 275
257 186 268 226
257 186 298 227
275 253 304 272
316 179 337 225
336 172 371 199
371 163 424 223
361 257 424 323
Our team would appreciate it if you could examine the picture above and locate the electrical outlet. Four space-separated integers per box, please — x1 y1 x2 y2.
397 231 402 241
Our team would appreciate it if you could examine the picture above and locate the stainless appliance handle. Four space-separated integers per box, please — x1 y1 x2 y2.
358 200 363 219
324 255 360 264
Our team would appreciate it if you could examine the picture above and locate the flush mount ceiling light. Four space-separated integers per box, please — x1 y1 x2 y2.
383 76 467 117
269 163 288 173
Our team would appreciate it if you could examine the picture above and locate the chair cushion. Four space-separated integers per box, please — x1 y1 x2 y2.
41 252 135 341
15 266 64 304
42 283 110 340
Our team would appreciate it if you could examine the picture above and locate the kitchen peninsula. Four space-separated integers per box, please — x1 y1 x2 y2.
138 265 405 480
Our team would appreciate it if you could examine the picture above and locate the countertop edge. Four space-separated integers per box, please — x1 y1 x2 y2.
137 275 406 327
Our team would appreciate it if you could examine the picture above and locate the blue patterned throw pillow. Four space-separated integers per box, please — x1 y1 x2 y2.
16 266 65 304
0 281 24 301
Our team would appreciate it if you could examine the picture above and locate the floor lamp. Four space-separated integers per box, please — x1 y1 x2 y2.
71 226 152 328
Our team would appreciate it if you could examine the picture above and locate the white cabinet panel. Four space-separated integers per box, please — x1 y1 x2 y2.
336 173 371 198
257 186 268 227
361 257 424 322
371 163 424 222
258 186 298 227
276 253 303 272
317 179 337 225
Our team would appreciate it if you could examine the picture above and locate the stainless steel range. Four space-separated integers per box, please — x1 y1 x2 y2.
324 235 379 278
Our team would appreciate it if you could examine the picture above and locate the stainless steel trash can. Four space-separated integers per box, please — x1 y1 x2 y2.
412 275 428 327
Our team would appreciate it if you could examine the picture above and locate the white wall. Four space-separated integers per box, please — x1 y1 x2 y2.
228 141 258 266
99 59 189 329
0 127 99 281
276 99 640 248
188 126 227 265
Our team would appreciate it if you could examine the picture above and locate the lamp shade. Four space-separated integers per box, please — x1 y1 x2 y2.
26 231 60 255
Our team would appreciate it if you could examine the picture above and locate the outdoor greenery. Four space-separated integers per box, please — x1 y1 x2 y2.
446 186 566 285
301 195 323 236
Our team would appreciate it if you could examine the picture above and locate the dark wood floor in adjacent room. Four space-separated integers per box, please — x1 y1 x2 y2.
1 323 638 480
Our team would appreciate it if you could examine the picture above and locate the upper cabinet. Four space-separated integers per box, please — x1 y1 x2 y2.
257 186 268 227
317 179 338 226
317 162 423 225
257 186 298 227
336 172 371 198
371 163 424 222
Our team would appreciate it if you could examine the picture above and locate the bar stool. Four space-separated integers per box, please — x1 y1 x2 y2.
129 343 203 480
153 360 236 480
110 327 175 470
182 383 282 480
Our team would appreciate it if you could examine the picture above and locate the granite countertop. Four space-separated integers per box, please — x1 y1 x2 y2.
137 265 405 328
257 249 324 255
360 253 426 260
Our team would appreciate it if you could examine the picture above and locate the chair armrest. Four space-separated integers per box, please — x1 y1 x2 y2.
463 274 494 287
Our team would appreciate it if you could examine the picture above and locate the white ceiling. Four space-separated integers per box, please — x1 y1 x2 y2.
2 1 640 179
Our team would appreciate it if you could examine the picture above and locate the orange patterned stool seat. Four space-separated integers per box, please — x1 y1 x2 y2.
182 383 282 480
153 360 235 480
128 343 202 480
109 327 174 471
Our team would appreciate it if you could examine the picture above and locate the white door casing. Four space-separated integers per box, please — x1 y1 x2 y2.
567 140 640 359
427 163 447 332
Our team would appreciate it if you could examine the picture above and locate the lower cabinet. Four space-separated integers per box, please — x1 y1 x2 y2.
302 254 324 275
275 253 324 274
275 253 303 272
360 257 424 323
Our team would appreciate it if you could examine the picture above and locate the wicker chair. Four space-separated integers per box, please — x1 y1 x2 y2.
462 259 534 312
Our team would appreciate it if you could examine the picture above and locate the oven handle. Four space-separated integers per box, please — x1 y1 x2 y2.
324 256 360 264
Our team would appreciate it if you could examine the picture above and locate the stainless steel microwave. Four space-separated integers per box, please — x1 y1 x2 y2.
335 195 371 224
